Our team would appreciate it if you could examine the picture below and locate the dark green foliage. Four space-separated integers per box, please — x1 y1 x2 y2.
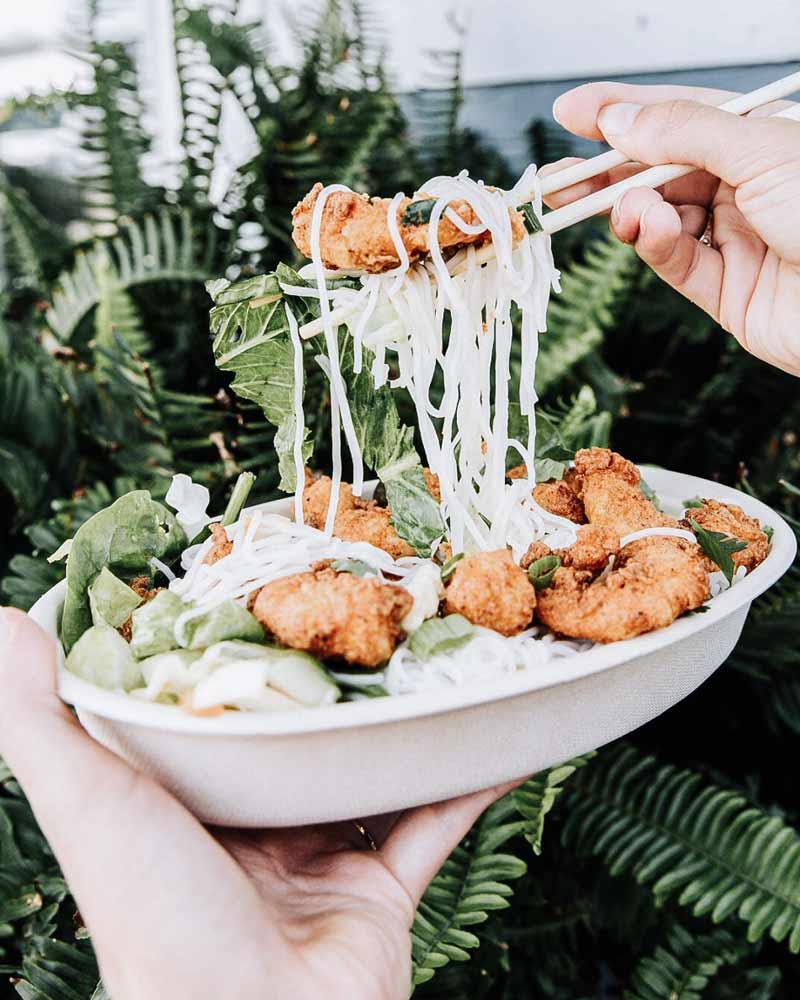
1 3 800 998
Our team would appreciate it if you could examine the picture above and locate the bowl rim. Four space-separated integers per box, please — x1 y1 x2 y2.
29 464 796 737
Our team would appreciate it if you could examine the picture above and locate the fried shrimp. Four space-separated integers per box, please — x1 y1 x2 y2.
684 499 770 573
203 523 233 565
444 549 536 636
572 447 676 535
292 182 527 273
532 479 586 524
302 475 417 559
506 465 586 523
252 566 412 668
536 530 708 643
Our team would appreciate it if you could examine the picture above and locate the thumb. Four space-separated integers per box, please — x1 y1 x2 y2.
596 99 792 188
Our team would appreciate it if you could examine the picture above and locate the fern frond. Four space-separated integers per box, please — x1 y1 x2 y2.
0 175 68 291
14 938 99 1000
624 922 748 1000
536 234 638 396
707 965 782 999
514 753 595 855
47 210 213 342
563 744 800 952
411 794 527 987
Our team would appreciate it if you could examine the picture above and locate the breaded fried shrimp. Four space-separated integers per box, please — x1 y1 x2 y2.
252 567 412 667
532 479 586 524
444 549 535 636
572 447 676 535
536 534 707 643
302 475 417 559
684 499 770 573
292 183 527 273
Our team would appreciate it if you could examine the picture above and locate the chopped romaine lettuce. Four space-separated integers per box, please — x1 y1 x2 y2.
191 663 298 713
61 491 187 654
176 601 264 650
88 567 143 629
130 590 184 659
65 624 144 692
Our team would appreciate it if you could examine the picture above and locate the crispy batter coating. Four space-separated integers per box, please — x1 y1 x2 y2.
520 540 552 570
303 475 417 559
506 465 586 524
292 182 527 273
536 533 708 643
252 567 412 668
532 480 586 524
572 447 675 535
118 577 162 643
203 523 233 565
444 549 535 636
683 499 770 574
423 468 441 504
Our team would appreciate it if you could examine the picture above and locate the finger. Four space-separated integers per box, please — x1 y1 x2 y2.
379 779 522 905
676 203 711 240
612 190 723 321
553 82 739 141
0 610 272 963
595 99 798 190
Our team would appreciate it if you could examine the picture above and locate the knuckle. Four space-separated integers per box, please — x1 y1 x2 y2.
657 99 705 135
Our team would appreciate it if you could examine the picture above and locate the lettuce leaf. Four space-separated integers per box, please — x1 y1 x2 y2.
88 567 143 628
208 269 312 492
61 491 186 654
341 340 443 555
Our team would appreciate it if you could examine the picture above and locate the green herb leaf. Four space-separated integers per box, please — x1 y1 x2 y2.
690 519 748 584
440 552 465 582
61 491 187 654
401 198 436 226
408 614 475 659
342 339 443 556
684 497 704 509
527 555 561 590
208 268 312 492
521 202 543 235
763 523 775 543
684 604 711 616
332 558 376 577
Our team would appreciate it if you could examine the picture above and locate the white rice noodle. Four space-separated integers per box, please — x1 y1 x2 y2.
385 625 590 695
309 185 366 516
709 564 747 597
170 513 431 611
284 303 307 525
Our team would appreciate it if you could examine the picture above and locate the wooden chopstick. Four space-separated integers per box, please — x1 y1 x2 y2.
297 70 800 339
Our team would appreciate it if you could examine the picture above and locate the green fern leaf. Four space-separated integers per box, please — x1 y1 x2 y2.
47 211 212 343
624 923 749 1000
514 753 595 855
563 744 800 952
411 794 527 988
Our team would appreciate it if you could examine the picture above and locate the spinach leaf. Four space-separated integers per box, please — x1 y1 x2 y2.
61 491 187 654
401 198 436 226
690 519 748 584
341 340 443 556
208 268 312 492
408 614 474 659
527 555 561 590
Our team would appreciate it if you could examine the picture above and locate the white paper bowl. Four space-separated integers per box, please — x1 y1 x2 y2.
28 466 796 827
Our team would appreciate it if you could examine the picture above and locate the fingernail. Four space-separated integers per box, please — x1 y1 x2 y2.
552 97 564 125
598 102 642 139
611 193 625 226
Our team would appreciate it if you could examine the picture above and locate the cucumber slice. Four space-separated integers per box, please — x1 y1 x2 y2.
198 641 340 707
